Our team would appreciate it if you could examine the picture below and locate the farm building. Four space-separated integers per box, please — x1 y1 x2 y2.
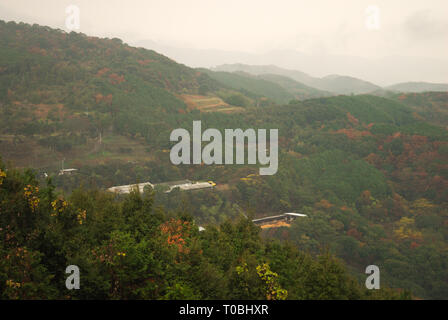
161 180 216 193
107 180 216 194
58 169 78 176
252 212 307 227
107 182 154 194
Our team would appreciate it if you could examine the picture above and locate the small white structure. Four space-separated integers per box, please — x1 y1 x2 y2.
284 213 308 218
107 180 216 194
59 169 78 176
252 212 307 226
107 182 154 194
166 181 215 193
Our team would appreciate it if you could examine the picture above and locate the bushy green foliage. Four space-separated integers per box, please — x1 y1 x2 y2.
0 161 407 300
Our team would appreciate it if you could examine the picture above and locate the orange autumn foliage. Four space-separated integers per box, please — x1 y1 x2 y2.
315 199 333 209
95 93 113 104
109 73 125 85
137 59 154 66
96 68 110 77
335 128 372 140
346 112 359 126
160 219 191 253
347 228 362 240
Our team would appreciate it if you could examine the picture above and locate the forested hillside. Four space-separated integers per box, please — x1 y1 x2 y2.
201 69 331 102
257 73 332 99
0 20 296 167
1 21 447 300
0 161 409 299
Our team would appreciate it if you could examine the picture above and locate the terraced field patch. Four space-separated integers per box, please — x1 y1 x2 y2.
180 95 244 113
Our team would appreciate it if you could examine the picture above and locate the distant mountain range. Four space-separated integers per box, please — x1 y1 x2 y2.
255 74 333 99
200 69 332 102
212 64 448 96
385 82 448 93
132 39 448 86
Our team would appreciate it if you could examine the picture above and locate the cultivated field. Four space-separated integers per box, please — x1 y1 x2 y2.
180 94 245 113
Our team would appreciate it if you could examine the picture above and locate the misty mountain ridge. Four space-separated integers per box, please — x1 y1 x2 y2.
385 82 448 93
200 69 332 101
212 63 448 95
213 64 381 95
133 39 448 86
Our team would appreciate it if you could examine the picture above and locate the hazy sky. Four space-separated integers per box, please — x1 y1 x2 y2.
1 0 447 59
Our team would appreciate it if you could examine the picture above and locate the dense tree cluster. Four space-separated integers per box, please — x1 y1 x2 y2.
0 161 409 299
